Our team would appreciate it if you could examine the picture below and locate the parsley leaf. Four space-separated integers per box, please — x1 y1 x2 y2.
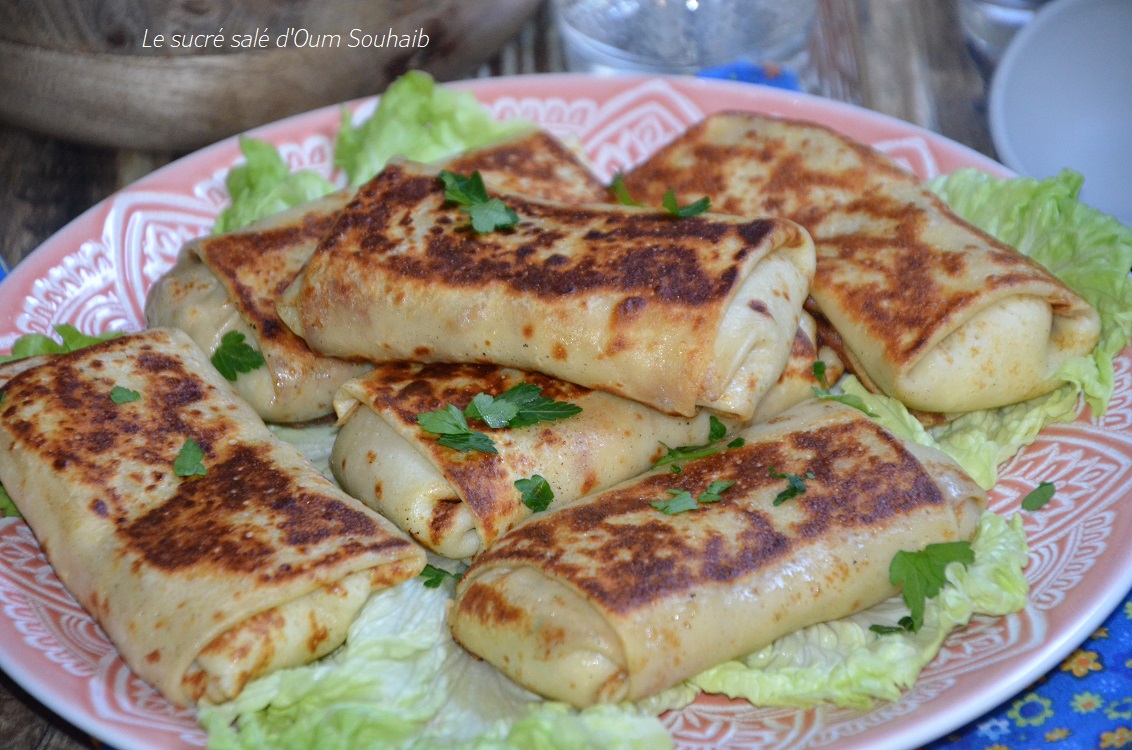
888 541 975 631
651 489 700 515
438 170 519 233
211 331 266 382
608 173 644 207
110 386 141 404
651 480 736 514
0 324 121 364
698 480 735 504
1021 481 1056 511
515 474 554 512
661 189 711 218
654 415 742 473
811 361 878 417
769 467 815 506
416 404 498 455
0 484 21 519
174 439 207 477
420 564 463 589
419 383 582 454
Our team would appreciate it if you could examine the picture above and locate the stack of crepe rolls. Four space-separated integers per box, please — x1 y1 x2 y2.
145 130 610 425
277 158 816 419
449 399 987 707
0 328 426 706
621 112 1101 416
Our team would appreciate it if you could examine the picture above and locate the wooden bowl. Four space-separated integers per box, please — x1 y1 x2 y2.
0 0 540 150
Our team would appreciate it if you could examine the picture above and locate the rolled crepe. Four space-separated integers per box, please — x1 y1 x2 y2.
145 130 607 424
750 310 844 425
278 159 816 418
330 361 736 559
448 399 986 707
622 112 1101 414
0 328 426 706
146 191 370 423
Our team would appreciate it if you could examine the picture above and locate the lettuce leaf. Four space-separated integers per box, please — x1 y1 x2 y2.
334 70 533 189
212 136 336 234
0 324 122 364
689 512 1028 709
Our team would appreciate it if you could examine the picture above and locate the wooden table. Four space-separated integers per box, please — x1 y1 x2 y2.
0 1 995 746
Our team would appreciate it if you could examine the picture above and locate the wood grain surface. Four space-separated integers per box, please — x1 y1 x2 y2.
0 1 994 747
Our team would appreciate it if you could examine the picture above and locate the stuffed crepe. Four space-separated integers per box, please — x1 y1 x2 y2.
621 112 1101 414
331 362 738 559
278 159 816 418
448 399 986 707
0 328 426 706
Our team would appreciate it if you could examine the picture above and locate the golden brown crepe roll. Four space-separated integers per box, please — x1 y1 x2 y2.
278 159 816 419
622 112 1101 414
448 399 986 708
0 328 426 706
748 310 844 424
146 191 370 423
331 362 738 559
146 130 608 424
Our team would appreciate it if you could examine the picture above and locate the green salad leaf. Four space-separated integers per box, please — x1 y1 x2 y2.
0 324 121 364
0 484 20 519
213 136 336 234
336 70 533 188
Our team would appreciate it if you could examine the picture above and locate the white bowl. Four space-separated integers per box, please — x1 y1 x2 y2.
989 0 1132 226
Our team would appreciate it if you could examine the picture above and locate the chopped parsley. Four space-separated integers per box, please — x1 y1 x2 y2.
769 467 815 506
651 480 736 515
811 361 878 417
110 386 141 404
654 415 745 474
437 170 519 233
173 439 207 477
1021 481 1056 511
417 383 582 455
608 173 643 207
211 331 266 382
419 564 463 589
661 189 711 218
871 541 975 634
416 404 498 455
515 474 554 512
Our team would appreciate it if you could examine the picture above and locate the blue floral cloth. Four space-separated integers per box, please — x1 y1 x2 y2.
926 586 1132 750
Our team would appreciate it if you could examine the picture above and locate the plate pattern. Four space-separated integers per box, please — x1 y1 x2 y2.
0 76 1127 750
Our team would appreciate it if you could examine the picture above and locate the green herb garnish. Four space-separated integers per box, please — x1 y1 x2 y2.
0 484 20 519
419 564 463 589
608 173 644 207
211 331 266 382
416 404 498 455
173 438 208 477
1021 481 1056 511
110 386 141 404
0 324 121 364
654 415 744 474
515 474 555 512
811 361 878 417
418 383 582 454
651 480 736 515
661 189 711 218
769 467 815 506
885 541 975 632
437 170 519 233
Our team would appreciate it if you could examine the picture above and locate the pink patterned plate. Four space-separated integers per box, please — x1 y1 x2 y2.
1 74 1130 750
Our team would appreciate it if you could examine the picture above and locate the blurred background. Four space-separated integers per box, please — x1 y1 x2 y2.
0 0 1024 274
